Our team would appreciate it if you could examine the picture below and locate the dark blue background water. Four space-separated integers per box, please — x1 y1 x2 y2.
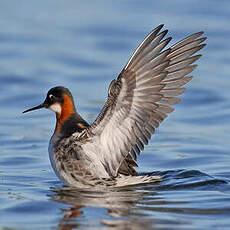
0 1 230 229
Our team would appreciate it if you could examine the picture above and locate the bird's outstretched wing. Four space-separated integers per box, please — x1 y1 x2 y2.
81 24 206 178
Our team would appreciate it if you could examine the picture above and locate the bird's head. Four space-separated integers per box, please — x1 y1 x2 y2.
23 86 76 120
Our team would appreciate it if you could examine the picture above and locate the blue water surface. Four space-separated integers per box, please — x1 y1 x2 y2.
0 1 230 229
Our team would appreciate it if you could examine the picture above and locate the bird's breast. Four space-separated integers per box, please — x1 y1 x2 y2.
48 138 60 179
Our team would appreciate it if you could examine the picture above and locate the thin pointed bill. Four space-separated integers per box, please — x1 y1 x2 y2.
23 103 45 113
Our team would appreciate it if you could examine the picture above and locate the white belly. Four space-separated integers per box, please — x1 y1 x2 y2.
48 139 60 179
48 137 69 185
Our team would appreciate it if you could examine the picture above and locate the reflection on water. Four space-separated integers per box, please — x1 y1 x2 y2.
51 186 149 229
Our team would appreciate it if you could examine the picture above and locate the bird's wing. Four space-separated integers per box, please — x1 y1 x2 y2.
81 24 206 178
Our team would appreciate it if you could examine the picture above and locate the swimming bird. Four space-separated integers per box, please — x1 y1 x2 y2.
23 25 206 187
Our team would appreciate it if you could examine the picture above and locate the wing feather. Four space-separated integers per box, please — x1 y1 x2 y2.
80 25 206 178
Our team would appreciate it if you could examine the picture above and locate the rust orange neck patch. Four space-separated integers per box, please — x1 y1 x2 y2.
56 94 75 132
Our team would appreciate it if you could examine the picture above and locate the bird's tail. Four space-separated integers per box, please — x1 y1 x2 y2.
114 174 162 187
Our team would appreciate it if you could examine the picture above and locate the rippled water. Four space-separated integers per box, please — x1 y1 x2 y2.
1 1 230 229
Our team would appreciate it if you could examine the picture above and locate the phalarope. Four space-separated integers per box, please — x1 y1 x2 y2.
23 25 206 187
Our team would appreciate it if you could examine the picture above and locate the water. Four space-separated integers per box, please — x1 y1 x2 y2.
0 1 230 229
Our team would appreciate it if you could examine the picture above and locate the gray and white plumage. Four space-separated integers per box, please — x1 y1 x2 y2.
48 25 206 187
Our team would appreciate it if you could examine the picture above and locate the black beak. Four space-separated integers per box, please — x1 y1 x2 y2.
23 103 46 113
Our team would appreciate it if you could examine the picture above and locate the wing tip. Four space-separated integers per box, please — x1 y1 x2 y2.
157 24 164 30
196 31 204 37
200 36 207 43
149 24 165 37
185 64 198 73
175 97 182 105
185 75 193 82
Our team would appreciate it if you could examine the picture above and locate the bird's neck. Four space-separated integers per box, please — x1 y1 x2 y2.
52 94 89 141
55 94 75 132
55 111 89 138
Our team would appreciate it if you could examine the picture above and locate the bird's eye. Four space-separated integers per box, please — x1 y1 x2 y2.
49 94 54 100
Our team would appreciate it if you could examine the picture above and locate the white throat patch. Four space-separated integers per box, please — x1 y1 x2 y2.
49 103 62 114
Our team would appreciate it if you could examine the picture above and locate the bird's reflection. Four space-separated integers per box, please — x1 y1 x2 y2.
50 182 160 230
